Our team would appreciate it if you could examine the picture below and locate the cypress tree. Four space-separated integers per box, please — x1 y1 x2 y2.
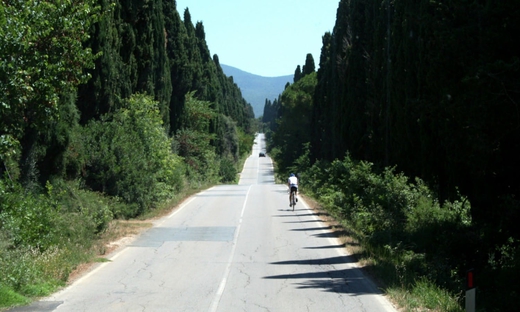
293 65 302 83
163 0 190 133
301 53 316 76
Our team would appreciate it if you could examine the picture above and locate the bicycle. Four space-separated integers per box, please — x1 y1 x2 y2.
289 188 297 211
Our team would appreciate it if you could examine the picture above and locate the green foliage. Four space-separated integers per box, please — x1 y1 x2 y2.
388 278 464 312
0 0 99 140
0 0 100 187
0 0 256 308
0 283 30 309
271 72 316 172
219 157 237 184
174 92 221 184
0 135 21 181
48 180 113 234
0 181 59 251
0 176 140 308
305 154 472 243
311 0 520 233
237 128 254 159
0 179 112 251
0 178 119 307
302 154 472 309
215 114 239 161
83 94 184 218
180 92 216 132
0 242 74 305
0 246 64 294
301 53 316 77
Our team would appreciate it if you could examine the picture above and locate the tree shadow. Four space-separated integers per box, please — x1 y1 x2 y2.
312 229 349 238
263 263 381 295
290 226 332 232
303 244 346 250
283 220 323 224
273 208 315 214
270 256 357 266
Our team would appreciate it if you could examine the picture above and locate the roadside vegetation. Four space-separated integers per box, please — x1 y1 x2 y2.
2 0 519 311
1 1 255 310
281 151 468 312
263 1 519 311
0 92 254 310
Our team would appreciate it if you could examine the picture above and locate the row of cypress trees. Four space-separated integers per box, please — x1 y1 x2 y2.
79 0 253 143
311 0 519 259
264 0 519 309
1 1 255 301
3 0 255 188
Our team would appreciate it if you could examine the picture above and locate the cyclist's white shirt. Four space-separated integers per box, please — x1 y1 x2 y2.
288 176 298 187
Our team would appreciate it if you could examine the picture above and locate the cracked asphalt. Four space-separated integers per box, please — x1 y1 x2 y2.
12 134 397 312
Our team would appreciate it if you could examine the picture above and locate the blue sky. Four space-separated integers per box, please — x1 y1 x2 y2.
175 0 339 77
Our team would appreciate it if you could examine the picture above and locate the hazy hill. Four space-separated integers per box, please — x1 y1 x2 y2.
221 64 292 118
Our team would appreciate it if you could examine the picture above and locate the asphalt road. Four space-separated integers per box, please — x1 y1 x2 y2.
12 134 397 312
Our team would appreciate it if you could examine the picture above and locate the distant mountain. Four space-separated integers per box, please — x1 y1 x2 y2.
221 64 292 118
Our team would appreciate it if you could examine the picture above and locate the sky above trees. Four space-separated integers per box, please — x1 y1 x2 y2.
176 0 338 77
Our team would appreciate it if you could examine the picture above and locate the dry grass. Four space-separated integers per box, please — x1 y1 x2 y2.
66 220 152 284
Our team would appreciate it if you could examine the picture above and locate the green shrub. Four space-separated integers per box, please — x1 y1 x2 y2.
0 245 69 299
83 94 185 218
1 179 115 306
0 182 59 251
219 157 237 183
45 179 112 233
237 128 254 158
0 283 30 309
302 153 473 310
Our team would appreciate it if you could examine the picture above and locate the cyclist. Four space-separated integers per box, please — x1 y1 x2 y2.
287 173 298 206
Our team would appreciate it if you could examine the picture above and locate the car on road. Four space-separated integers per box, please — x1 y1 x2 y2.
259 152 266 157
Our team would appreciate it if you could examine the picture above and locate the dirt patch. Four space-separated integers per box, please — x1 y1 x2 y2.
66 221 154 284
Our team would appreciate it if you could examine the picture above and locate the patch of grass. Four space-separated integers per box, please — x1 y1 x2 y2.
19 282 61 298
0 284 30 310
387 278 463 312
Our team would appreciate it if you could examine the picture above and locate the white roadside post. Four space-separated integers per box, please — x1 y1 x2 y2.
466 269 476 312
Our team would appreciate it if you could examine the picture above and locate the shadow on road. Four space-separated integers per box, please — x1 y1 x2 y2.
269 255 357 266
303 244 346 250
290 226 332 232
263 265 380 295
283 220 323 224
271 212 328 217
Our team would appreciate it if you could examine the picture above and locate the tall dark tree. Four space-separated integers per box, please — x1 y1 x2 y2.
272 73 316 171
301 53 316 77
307 0 520 308
293 65 302 83
310 32 333 163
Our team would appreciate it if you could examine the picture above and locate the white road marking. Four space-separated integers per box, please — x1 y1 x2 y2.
167 197 196 219
209 185 252 312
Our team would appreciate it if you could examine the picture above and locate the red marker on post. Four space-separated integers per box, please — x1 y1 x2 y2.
466 269 476 312
467 269 474 289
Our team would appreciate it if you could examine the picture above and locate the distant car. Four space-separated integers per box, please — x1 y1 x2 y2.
259 152 266 157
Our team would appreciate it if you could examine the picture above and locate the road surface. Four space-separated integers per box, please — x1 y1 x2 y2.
12 134 397 312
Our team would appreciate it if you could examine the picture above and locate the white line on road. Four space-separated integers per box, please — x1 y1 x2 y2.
167 197 196 219
208 185 252 312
